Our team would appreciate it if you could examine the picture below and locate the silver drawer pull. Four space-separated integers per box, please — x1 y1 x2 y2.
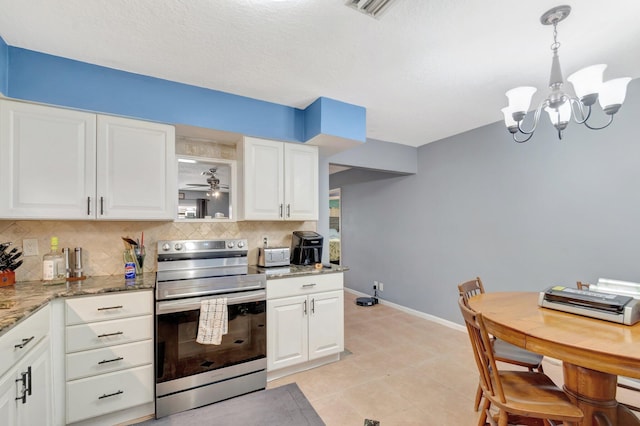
14 336 35 349
98 390 123 399
98 357 124 365
302 283 317 288
98 331 124 338
97 305 123 311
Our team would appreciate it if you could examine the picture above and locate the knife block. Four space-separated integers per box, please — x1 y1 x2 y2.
0 271 15 287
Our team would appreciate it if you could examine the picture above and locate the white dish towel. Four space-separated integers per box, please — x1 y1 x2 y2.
196 297 228 345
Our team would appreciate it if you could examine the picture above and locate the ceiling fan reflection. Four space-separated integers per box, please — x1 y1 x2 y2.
185 167 229 198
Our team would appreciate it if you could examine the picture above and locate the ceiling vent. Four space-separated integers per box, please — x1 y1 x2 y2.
345 0 398 18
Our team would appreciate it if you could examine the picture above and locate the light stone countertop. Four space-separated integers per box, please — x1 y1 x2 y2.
0 274 156 336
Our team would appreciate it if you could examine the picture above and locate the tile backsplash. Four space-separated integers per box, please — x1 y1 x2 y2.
0 220 315 282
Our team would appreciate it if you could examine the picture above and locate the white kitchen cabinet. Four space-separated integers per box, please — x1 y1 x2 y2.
64 290 154 424
96 115 175 220
0 99 176 220
0 338 52 426
15 338 53 426
239 136 318 221
0 305 53 426
266 273 344 377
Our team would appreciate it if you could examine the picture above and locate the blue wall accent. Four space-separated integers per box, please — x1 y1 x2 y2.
8 47 308 142
304 98 323 140
6 47 367 144
0 36 8 96
304 97 366 142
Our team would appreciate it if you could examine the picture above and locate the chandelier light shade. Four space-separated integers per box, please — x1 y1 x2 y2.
502 5 632 143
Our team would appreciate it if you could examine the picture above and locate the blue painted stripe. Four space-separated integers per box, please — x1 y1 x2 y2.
0 35 8 96
5 46 366 145
8 47 304 142
318 97 366 142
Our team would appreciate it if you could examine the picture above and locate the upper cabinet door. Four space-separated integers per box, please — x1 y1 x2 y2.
0 100 97 219
96 115 176 220
241 137 284 220
240 137 318 221
284 143 318 221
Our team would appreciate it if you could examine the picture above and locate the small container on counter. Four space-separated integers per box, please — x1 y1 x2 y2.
124 262 136 280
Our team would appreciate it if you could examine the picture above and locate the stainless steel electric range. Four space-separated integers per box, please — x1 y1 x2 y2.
154 238 267 418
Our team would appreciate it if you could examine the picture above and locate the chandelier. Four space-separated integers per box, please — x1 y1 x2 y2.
501 5 631 143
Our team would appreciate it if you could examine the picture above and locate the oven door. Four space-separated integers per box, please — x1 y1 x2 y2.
155 289 266 393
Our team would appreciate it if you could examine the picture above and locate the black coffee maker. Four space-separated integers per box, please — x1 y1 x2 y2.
290 231 323 265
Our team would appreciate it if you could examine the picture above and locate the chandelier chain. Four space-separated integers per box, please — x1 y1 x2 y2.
550 22 561 52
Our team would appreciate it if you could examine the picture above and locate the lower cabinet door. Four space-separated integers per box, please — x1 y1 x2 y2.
66 364 153 424
0 327 52 426
0 367 18 426
267 295 308 371
308 290 344 361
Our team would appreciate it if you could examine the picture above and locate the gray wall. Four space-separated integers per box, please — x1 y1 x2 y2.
329 138 418 174
337 79 640 324
319 138 418 264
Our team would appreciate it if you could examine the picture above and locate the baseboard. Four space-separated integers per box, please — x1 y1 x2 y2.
344 287 466 333
267 353 341 382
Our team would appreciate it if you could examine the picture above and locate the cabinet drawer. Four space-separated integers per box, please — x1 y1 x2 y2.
267 273 343 300
66 364 154 424
0 304 50 378
65 290 152 325
66 339 153 381
66 315 153 353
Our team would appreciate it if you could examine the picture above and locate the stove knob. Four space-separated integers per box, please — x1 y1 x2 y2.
237 241 245 248
174 243 183 251
161 243 171 251
227 241 235 248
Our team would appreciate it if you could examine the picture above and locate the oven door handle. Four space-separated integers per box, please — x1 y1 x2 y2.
156 290 266 314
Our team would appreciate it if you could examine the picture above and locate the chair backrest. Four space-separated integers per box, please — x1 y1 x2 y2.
458 277 485 306
457 297 506 404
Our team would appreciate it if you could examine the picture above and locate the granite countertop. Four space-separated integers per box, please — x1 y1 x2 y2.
253 263 349 279
0 264 349 336
0 274 156 336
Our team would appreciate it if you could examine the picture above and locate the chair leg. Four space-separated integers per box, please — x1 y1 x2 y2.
477 398 490 426
474 383 483 411
498 409 508 426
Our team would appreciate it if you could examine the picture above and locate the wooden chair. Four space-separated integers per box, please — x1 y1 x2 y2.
577 281 640 413
458 277 544 411
458 297 584 426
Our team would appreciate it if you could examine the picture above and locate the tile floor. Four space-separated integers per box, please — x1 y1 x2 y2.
267 291 481 425
268 291 640 425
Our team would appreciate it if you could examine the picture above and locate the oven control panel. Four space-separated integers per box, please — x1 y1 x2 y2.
158 239 247 254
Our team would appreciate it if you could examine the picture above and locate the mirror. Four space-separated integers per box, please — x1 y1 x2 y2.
177 156 237 221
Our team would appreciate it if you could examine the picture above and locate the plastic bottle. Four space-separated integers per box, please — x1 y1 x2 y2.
42 237 66 284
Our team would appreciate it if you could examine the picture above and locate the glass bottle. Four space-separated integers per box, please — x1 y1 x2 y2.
42 236 66 285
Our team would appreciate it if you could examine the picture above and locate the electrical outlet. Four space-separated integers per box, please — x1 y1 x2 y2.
262 236 269 247
23 239 39 256
379 282 384 291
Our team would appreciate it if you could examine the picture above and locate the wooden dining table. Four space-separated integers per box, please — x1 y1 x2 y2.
469 291 640 426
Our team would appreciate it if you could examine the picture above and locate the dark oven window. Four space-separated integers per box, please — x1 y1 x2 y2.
156 300 266 383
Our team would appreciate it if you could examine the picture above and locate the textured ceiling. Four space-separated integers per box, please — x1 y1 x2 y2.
1 0 639 147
